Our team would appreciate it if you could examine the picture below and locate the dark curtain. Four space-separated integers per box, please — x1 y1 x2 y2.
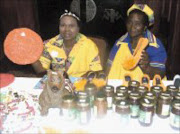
133 0 180 79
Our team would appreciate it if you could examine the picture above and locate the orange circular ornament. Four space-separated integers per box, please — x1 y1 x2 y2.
4 28 43 65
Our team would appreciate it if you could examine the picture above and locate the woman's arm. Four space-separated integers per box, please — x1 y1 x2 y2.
32 60 47 74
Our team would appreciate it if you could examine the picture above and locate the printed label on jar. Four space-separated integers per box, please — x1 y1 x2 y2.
112 103 116 112
79 111 89 124
62 108 76 120
130 105 139 117
161 104 170 116
139 110 152 124
107 97 113 109
93 105 97 117
170 113 180 128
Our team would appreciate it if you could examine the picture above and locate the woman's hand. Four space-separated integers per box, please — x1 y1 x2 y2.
139 50 149 70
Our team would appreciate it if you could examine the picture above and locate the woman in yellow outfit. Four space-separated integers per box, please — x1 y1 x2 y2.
32 10 102 82
106 4 167 81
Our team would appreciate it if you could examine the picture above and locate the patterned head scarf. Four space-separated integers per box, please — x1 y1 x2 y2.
127 4 154 26
60 10 80 21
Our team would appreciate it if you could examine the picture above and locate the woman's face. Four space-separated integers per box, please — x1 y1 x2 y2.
59 16 79 41
126 13 145 38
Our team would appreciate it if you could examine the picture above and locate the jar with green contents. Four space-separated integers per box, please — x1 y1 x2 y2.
112 92 128 112
129 91 141 118
166 85 178 98
151 85 163 98
85 83 97 108
156 92 172 118
138 98 154 126
103 85 114 109
169 100 180 130
137 85 148 97
94 92 107 118
128 80 140 92
116 85 128 96
61 95 76 120
115 100 130 125
76 100 91 125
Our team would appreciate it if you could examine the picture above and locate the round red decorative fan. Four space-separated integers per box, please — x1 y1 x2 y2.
0 73 15 88
4 28 43 65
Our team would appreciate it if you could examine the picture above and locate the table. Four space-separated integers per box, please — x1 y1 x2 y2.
0 77 179 133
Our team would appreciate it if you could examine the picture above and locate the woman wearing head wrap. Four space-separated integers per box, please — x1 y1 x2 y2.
32 10 102 82
106 4 167 81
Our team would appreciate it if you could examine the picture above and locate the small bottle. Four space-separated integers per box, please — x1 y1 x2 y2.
103 85 114 109
174 92 180 101
116 85 128 96
151 85 163 98
85 82 97 108
156 92 172 118
115 100 130 125
166 85 178 98
112 92 128 112
129 91 141 118
61 95 76 120
137 86 148 96
94 92 107 119
128 80 140 92
169 100 180 130
76 100 91 125
138 98 154 126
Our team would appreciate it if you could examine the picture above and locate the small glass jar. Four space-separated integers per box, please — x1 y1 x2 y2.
128 80 140 92
61 95 76 120
112 92 128 112
169 100 180 130
129 91 141 118
76 100 91 125
115 100 130 125
103 85 114 109
137 86 148 97
151 85 163 98
116 85 128 95
166 85 178 98
94 93 107 118
156 92 172 118
138 98 154 126
174 92 180 101
85 83 97 108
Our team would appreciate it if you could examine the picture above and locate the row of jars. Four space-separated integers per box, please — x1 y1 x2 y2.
60 81 180 130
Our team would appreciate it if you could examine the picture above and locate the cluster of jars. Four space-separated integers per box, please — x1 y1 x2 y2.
60 80 180 130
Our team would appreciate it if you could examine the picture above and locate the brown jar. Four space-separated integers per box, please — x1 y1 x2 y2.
129 91 141 118
138 98 154 126
76 101 91 124
169 100 180 130
85 83 97 108
137 86 148 97
115 100 130 125
116 85 128 95
94 93 107 118
103 85 114 109
151 85 163 98
156 92 172 118
166 85 178 98
128 80 140 92
61 95 76 120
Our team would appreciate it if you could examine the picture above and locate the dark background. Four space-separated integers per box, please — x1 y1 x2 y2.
0 0 179 79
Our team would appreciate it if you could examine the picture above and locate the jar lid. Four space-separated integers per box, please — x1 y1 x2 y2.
116 100 129 109
77 101 90 107
116 86 128 91
103 85 114 92
129 91 141 99
138 86 148 93
63 95 75 103
128 80 140 87
159 92 172 100
141 98 154 107
151 85 163 92
166 85 178 92
144 91 156 99
175 92 180 100
115 92 127 100
85 83 97 92
172 100 180 110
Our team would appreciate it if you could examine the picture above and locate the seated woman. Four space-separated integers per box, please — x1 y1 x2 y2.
32 10 103 82
106 4 167 81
